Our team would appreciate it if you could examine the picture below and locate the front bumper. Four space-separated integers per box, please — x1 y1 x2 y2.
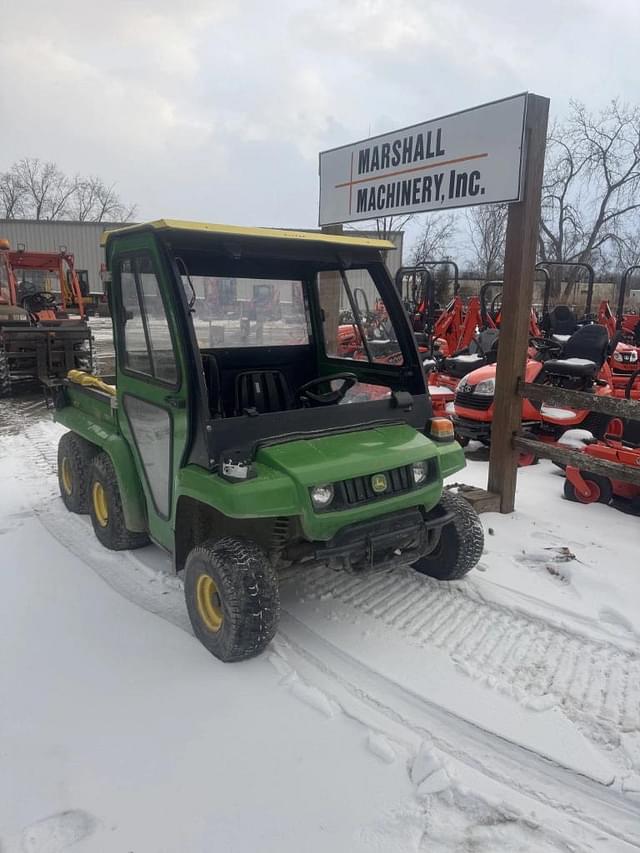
306 504 453 572
452 415 492 441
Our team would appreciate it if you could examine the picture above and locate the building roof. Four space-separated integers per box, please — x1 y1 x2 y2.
100 219 395 250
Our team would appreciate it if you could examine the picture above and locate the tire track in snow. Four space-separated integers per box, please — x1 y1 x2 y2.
290 565 640 732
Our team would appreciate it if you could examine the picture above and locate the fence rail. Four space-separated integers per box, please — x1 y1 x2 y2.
518 380 640 420
515 380 640 486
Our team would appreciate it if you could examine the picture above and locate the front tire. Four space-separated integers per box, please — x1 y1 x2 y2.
412 490 484 581
184 537 280 662
88 452 149 550
57 432 97 513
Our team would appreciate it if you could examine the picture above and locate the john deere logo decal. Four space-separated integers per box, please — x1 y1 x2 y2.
371 473 388 493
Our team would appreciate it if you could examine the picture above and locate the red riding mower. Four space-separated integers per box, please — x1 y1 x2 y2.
563 389 640 514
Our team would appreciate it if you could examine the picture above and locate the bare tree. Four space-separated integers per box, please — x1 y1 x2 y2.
12 159 76 220
466 204 508 279
0 158 135 222
539 100 640 297
70 176 136 222
373 213 414 241
0 166 26 218
411 213 457 265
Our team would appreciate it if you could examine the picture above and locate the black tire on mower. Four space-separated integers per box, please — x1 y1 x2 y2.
184 537 280 663
412 490 484 581
563 472 613 505
57 431 98 513
88 452 149 550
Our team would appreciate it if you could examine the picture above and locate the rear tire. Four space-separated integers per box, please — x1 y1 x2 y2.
57 432 97 513
184 537 280 662
412 490 484 581
563 472 612 505
88 452 149 550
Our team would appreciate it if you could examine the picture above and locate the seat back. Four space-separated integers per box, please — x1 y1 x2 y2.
234 370 292 415
562 323 609 368
547 305 578 336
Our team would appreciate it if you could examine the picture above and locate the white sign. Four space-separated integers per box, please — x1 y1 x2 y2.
318 94 527 226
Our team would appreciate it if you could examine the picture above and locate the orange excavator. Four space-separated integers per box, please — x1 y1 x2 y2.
0 239 94 394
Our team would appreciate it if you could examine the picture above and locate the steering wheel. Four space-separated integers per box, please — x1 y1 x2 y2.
529 336 563 355
298 372 358 406
21 291 57 312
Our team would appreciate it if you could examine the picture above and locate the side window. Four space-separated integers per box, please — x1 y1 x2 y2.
121 259 152 375
119 255 178 385
317 269 403 365
137 257 178 384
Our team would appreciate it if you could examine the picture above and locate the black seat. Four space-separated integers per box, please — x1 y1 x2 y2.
442 329 500 378
234 370 292 415
544 323 609 379
544 305 578 336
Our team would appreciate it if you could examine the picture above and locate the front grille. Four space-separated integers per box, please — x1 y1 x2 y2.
454 389 493 411
324 461 437 511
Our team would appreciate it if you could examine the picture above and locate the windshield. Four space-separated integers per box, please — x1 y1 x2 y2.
182 276 310 348
180 265 403 365
317 268 403 365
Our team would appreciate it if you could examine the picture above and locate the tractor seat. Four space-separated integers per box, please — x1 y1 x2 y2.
366 338 395 357
544 323 609 379
546 305 578 336
234 370 293 415
543 357 598 378
441 353 484 379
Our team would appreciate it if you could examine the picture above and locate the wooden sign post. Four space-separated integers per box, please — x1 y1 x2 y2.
487 94 550 512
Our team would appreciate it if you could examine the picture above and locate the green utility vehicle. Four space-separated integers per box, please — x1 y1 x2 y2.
52 220 483 662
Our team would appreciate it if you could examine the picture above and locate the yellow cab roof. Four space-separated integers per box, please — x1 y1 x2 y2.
101 219 395 251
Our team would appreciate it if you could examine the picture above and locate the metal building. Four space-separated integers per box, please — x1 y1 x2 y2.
0 219 126 295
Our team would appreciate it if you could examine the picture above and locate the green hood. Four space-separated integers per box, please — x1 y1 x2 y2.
256 424 436 486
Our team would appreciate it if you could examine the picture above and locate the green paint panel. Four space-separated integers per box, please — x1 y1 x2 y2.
257 424 436 485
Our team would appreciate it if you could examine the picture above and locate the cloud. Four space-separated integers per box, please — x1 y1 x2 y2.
1 0 638 235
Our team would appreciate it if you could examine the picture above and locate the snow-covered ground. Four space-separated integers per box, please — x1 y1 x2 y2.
1 396 639 852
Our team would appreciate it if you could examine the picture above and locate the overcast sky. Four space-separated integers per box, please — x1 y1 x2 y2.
1 0 639 253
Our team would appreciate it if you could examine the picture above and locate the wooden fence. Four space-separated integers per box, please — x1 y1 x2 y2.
513 381 640 486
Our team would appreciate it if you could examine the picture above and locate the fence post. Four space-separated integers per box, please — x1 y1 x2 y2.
487 94 550 512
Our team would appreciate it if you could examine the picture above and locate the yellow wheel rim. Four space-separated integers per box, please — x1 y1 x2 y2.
61 457 73 495
195 574 224 633
92 481 109 528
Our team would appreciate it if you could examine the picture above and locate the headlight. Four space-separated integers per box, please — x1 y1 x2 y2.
474 378 495 396
310 484 334 509
630 351 638 363
412 461 429 485
613 351 622 362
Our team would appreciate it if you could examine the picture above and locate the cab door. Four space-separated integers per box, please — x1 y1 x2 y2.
111 234 188 551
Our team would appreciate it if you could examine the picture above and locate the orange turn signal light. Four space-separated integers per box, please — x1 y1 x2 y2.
428 417 455 441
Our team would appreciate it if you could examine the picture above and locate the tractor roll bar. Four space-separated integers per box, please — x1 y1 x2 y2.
536 261 595 318
394 265 437 346
422 260 460 295
617 266 640 329
479 280 503 328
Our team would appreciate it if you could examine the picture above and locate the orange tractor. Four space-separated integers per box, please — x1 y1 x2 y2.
0 240 94 394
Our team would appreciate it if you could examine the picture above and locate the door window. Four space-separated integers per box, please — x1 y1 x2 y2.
119 255 178 385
